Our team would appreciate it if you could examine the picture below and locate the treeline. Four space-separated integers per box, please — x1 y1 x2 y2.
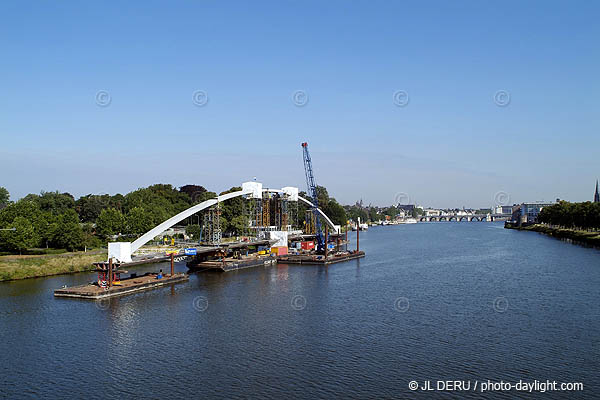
0 184 350 254
538 201 600 230
0 185 193 253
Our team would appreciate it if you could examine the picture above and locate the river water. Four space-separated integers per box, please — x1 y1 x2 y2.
1 223 599 399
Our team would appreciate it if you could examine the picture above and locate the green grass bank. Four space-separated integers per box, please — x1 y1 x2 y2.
0 250 106 282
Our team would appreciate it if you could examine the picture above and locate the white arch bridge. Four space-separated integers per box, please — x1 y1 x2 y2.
108 181 338 263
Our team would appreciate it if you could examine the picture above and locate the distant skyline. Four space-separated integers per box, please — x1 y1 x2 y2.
1 1 598 208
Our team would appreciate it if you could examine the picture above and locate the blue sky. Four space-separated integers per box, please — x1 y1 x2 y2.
1 1 598 208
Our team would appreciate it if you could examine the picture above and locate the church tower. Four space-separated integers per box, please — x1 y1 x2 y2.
595 180 600 203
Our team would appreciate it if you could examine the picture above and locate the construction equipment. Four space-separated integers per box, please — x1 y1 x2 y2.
301 142 325 253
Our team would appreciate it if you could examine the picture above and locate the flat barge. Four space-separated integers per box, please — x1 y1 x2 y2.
54 273 189 299
188 254 277 272
278 250 365 265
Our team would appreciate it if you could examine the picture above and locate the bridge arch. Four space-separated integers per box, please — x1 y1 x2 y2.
109 183 338 262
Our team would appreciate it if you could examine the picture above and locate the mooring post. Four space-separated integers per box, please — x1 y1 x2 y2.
108 258 113 287
345 222 348 251
324 224 328 258
170 253 174 276
356 219 360 252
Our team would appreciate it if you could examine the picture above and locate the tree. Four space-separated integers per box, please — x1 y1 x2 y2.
96 208 125 238
75 194 111 222
125 207 154 236
228 215 249 236
344 204 368 223
46 210 84 251
368 207 381 222
82 222 101 249
539 201 600 230
124 184 191 216
0 199 49 249
220 187 244 225
324 199 347 226
34 191 76 215
180 185 210 204
220 216 229 237
2 216 38 254
0 187 9 209
185 224 202 240
382 205 399 219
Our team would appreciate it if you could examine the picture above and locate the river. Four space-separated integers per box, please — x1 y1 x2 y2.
1 222 598 399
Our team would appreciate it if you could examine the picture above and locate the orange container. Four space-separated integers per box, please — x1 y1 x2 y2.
271 246 289 255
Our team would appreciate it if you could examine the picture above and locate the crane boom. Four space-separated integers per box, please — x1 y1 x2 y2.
301 142 325 253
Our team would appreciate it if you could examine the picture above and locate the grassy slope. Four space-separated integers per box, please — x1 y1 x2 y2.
506 223 600 246
0 250 107 282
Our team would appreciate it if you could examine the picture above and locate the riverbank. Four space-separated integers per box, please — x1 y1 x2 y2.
0 250 106 282
505 223 600 247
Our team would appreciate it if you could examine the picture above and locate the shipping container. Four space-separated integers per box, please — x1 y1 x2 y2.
301 241 315 250
270 246 289 256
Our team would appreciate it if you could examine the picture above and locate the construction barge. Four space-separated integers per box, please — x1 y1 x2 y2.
54 215 364 299
54 273 189 299
278 250 365 265
54 259 188 299
188 254 277 272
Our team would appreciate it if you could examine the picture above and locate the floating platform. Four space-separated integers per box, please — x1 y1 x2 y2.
188 254 277 272
278 250 365 265
54 273 189 299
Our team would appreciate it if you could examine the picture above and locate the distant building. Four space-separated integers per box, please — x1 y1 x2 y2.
594 180 599 203
494 205 514 215
423 209 440 217
511 202 554 226
394 209 407 220
397 204 415 213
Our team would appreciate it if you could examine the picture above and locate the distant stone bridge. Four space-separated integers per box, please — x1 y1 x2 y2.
418 214 510 222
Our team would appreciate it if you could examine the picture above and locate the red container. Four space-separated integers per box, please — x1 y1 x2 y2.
277 246 288 256
301 241 315 250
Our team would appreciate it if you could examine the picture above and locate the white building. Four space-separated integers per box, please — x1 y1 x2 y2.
423 209 441 217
